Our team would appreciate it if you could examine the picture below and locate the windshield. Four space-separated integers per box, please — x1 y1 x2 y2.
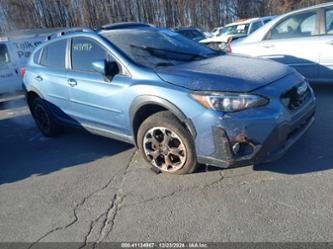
0 44 11 65
219 23 250 36
103 28 219 68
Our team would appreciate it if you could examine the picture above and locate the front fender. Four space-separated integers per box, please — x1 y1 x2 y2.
129 95 197 139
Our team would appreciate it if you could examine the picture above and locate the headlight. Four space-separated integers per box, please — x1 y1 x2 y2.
191 92 269 112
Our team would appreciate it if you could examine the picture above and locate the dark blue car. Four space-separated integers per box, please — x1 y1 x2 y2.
23 23 316 174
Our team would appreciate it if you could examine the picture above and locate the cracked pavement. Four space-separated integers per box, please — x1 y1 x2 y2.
0 85 333 244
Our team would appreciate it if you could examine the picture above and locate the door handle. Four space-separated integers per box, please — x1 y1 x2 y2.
35 75 43 81
262 44 275 48
68 79 77 87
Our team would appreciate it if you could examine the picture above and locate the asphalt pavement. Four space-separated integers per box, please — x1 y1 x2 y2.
0 85 332 245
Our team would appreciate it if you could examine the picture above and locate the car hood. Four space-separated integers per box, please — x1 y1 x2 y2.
155 55 293 92
201 34 246 43
201 35 230 43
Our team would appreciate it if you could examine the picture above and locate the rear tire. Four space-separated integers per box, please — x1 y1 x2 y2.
137 111 197 175
31 97 63 137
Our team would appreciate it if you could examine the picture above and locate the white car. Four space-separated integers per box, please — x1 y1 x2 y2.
201 16 275 50
231 2 333 82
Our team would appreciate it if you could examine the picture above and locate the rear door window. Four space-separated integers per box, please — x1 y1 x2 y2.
71 38 107 72
268 11 317 39
0 44 11 65
40 39 67 69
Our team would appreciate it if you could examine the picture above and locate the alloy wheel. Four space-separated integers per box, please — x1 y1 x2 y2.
143 127 187 172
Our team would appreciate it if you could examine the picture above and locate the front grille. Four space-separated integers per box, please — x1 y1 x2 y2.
281 82 311 111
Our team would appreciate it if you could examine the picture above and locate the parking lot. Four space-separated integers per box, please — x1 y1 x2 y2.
0 85 332 244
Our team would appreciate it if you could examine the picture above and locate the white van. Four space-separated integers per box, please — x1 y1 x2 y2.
0 28 85 95
0 37 44 94
0 29 66 95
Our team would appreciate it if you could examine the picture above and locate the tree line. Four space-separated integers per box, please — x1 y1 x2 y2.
0 0 330 33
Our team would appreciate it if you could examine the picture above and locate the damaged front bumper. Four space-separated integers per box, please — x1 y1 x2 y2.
198 106 315 168
194 78 316 168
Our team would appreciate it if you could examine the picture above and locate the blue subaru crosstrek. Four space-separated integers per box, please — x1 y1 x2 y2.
23 23 316 174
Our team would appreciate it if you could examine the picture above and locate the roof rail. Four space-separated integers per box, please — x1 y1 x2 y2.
47 28 93 40
100 22 151 30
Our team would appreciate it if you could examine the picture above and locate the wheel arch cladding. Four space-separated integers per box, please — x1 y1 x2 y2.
26 91 40 109
130 95 197 146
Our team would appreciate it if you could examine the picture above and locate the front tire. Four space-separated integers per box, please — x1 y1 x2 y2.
137 111 198 175
31 98 63 137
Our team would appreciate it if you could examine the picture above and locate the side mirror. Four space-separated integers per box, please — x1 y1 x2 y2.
92 60 106 75
105 61 119 78
92 60 119 79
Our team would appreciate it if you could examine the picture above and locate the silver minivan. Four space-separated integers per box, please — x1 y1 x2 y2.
231 2 333 83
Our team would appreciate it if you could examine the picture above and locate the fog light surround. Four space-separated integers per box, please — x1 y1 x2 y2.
232 142 240 154
232 139 255 157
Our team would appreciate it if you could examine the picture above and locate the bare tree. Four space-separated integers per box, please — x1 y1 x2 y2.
0 0 331 34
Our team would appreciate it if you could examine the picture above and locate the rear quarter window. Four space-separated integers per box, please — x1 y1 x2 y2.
33 48 42 64
40 39 67 69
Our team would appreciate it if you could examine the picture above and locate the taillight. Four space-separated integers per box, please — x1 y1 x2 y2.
20 67 26 78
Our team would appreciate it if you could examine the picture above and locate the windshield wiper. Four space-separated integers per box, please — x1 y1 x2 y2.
154 62 175 68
